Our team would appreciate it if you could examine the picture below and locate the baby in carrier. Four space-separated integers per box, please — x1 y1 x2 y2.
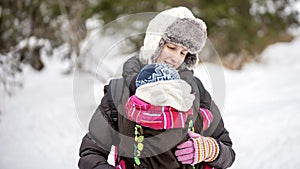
122 63 214 169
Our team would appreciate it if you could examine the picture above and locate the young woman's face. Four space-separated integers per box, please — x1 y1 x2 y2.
156 42 188 69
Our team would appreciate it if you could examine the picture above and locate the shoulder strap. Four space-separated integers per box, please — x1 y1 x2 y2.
193 76 222 137
193 76 211 110
190 76 203 134
109 78 124 122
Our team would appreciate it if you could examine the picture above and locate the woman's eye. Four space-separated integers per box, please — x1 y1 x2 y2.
167 45 175 49
181 51 187 56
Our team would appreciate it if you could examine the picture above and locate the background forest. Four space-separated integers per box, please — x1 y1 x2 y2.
1 0 299 94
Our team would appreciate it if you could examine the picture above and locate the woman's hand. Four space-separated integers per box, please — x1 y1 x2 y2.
175 131 220 165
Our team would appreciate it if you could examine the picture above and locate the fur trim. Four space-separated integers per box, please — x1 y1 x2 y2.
163 18 207 54
139 6 207 69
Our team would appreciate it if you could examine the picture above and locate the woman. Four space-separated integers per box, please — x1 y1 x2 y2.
78 6 235 169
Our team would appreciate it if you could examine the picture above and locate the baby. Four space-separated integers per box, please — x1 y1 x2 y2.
124 63 214 168
126 63 195 130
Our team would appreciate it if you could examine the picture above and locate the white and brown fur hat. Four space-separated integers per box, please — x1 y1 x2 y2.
139 6 207 69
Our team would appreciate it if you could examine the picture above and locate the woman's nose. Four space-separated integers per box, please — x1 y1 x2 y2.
170 55 178 63
170 51 181 61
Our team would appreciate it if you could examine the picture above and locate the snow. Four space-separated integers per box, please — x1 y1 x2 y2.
1 35 300 168
223 36 300 168
0 57 84 169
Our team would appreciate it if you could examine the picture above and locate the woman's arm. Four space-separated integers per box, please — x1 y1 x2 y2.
176 72 235 168
194 77 236 168
206 107 235 168
78 84 119 169
79 134 114 169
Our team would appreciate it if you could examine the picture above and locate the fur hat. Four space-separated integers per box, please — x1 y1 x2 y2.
135 63 195 111
139 6 207 69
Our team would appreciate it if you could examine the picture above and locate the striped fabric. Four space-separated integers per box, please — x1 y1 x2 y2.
125 95 193 130
192 137 220 164
200 108 214 131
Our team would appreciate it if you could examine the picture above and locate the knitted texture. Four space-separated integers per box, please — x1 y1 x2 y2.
125 95 193 130
135 63 195 112
192 136 220 164
200 108 213 131
175 131 220 165
136 63 180 87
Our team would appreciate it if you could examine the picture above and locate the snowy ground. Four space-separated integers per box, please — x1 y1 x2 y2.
1 36 300 169
223 36 300 169
0 58 84 169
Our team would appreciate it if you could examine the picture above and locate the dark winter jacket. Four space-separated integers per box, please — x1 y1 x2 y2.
78 56 235 169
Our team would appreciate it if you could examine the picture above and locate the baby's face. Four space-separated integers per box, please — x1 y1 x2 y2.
156 42 188 69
